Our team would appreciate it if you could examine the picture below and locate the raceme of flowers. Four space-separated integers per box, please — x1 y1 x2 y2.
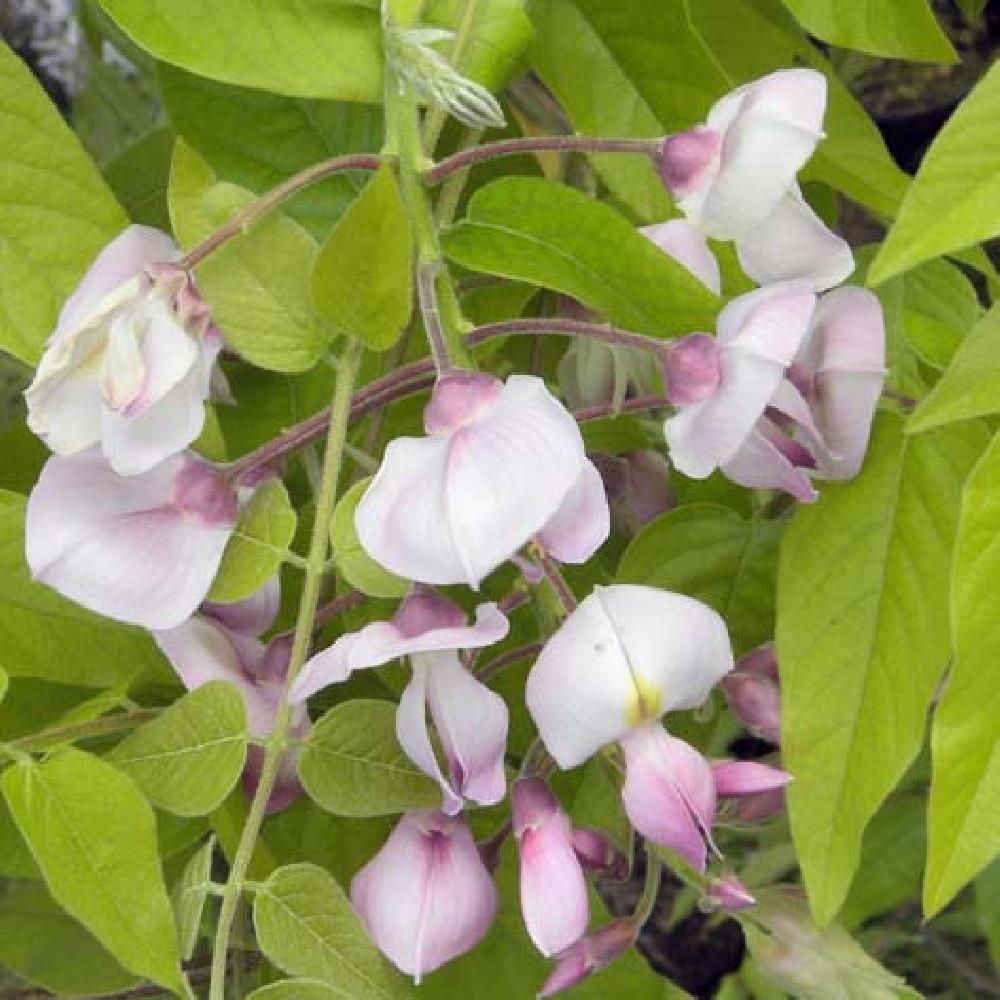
20 67 883 992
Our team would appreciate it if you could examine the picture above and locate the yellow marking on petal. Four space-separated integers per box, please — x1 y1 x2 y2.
626 676 664 728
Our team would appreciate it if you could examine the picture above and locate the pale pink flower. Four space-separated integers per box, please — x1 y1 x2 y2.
26 448 237 629
713 759 792 821
24 225 227 476
538 919 636 997
705 872 756 912
351 810 497 982
721 643 782 744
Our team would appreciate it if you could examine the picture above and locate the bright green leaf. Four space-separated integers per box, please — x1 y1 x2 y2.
0 490 168 688
0 882 139 997
172 835 216 960
777 413 987 924
442 177 718 337
208 478 298 603
249 982 344 1000
618 504 781 656
331 479 410 599
781 0 956 62
0 39 127 365
870 62 1000 284
0 663 7 702
2 749 186 994
975 862 1000 970
169 139 334 372
898 258 981 369
924 431 1000 915
253 862 409 998
908 305 1000 434
0 796 38 877
298 699 440 817
99 0 383 102
103 127 176 230
312 166 413 351
107 682 248 817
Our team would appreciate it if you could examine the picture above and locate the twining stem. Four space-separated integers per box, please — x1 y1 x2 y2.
632 846 664 928
426 135 663 184
180 155 382 269
3 709 159 755
208 339 362 1000
534 546 578 615
475 641 545 682
467 317 670 357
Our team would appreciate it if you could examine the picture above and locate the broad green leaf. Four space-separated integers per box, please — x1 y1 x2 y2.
298 699 440 817
0 416 48 494
442 177 718 337
777 413 987 924
908 305 1000 434
250 982 343 1000
870 62 1000 283
0 39 127 365
898 258 981 369
975 861 1000 969
159 65 382 239
208 478 298 603
172 835 215 960
99 0 383 102
312 166 413 351
103 127 175 230
618 504 781 655
331 479 410 599
0 797 39 877
2 749 186 994
253 862 409 998
0 882 139 997
210 785 278 882
107 682 248 817
0 490 167 688
169 139 334 372
924 431 1000 914
781 0 956 62
0 663 7 702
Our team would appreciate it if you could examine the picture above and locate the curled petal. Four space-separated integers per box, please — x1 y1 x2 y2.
526 585 733 769
535 460 610 564
351 811 497 982
203 575 281 637
712 760 792 798
706 872 756 911
640 219 721 293
720 421 818 503
538 919 636 997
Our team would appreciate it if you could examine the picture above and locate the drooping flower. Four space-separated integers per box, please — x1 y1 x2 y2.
512 777 590 957
657 69 853 290
26 448 238 630
355 373 609 588
721 643 782 744
538 919 637 997
289 589 509 813
24 225 227 476
154 580 306 813
526 584 733 868
351 810 498 982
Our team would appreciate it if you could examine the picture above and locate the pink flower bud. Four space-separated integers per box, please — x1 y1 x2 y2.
664 333 723 405
351 811 497 982
705 872 755 912
623 450 675 527
657 128 722 199
26 449 237 630
713 760 792 821
722 643 782 743
24 225 227 476
538 919 636 997
570 827 629 881
423 371 504 435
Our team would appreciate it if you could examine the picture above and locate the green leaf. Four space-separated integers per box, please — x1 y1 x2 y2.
99 0 383 102
442 177 718 337
0 663 7 702
618 504 781 656
908 305 1000 434
312 166 413 351
298 699 440 817
898 258 981 369
975 861 1000 969
208 478 298 603
172 835 215 960
0 39 127 365
249 982 344 1000
924 430 1000 915
776 413 988 924
0 490 167 688
0 882 139 997
168 139 333 372
870 62 1000 284
0 796 39 877
159 65 382 240
102 127 175 230
107 682 248 817
2 749 186 994
253 862 409 998
331 479 410 599
781 0 956 62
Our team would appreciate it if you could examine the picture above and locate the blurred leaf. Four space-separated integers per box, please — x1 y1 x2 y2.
299 699 440 817
0 39 127 365
102 127 175 229
2 749 186 994
107 682 248 817
249 983 344 1000
871 62 1000 283
777 414 987 924
172 835 215 960
209 479 298 603
312 166 413 350
975 861 1000 970
169 139 334 372
443 177 718 336
253 862 410 997
924 430 1000 914
898 259 981 370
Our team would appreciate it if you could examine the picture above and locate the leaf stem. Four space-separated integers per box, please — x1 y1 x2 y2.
426 136 663 184
533 545 578 615
207 339 362 1000
5 709 160 755
468 317 670 357
180 154 382 269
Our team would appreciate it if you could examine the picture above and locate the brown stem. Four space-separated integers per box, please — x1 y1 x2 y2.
476 641 545 682
466 317 668 357
534 547 578 614
573 393 672 423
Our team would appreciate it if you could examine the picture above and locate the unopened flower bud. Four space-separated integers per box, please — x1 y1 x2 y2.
722 643 782 743
713 760 792 821
704 872 755 912
664 333 723 405
570 827 629 881
538 919 637 997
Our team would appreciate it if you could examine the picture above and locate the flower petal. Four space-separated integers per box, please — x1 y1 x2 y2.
203 575 281 637
535 460 610 564
640 219 722 293
720 423 818 503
